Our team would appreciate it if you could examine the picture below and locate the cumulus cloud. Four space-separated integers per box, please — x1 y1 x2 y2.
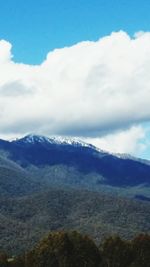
0 31 150 155
0 40 12 63
85 126 147 155
0 81 35 97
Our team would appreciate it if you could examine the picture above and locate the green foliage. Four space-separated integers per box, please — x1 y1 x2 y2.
101 235 133 267
0 188 150 255
100 233 150 267
1 232 150 267
8 256 25 267
0 252 8 267
25 231 102 267
130 234 150 267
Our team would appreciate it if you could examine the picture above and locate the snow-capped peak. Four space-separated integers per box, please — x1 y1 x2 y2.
9 134 150 165
49 136 94 147
12 134 51 144
12 134 97 149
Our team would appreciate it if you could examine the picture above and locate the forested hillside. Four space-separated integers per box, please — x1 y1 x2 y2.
0 135 150 259
1 231 150 267
0 188 150 255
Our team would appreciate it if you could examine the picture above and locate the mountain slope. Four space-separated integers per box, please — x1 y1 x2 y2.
0 134 150 255
0 154 41 197
0 134 150 189
0 188 150 254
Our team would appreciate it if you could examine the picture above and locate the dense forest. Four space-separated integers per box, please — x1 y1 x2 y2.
1 188 150 255
0 231 150 267
0 136 150 266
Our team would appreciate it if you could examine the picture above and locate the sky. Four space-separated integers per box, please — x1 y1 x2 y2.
0 0 150 159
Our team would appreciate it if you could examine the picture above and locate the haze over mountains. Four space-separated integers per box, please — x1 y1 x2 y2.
0 134 150 254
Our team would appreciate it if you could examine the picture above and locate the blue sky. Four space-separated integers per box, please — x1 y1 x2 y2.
0 0 150 159
0 0 150 64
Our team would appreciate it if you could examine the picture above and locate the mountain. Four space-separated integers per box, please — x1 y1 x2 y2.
0 134 150 191
0 134 150 255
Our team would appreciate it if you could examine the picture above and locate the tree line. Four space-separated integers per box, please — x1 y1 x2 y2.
0 231 150 267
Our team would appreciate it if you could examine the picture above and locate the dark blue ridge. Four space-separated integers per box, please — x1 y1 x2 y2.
0 135 150 187
135 195 150 202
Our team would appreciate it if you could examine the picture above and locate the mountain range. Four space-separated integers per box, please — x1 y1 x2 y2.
0 134 150 198
0 134 150 254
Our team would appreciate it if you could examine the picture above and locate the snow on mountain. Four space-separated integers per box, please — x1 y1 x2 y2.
112 152 150 167
12 134 97 149
1 133 150 188
14 134 53 144
11 134 150 165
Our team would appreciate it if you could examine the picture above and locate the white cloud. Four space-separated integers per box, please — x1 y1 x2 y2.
0 31 150 155
85 126 146 155
0 40 12 63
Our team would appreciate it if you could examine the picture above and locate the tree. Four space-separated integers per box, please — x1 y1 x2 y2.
0 252 8 267
25 231 102 267
101 235 133 267
130 234 150 267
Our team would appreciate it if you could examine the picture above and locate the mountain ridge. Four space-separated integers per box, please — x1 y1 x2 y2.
0 134 150 254
4 133 150 163
0 134 150 189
